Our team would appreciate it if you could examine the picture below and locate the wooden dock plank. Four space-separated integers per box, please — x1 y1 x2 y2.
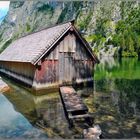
69 113 91 119
59 86 93 127
60 86 88 112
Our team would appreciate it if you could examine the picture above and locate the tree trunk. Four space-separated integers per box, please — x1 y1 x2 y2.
138 52 140 61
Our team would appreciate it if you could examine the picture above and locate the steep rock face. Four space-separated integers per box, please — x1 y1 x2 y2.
0 1 61 51
0 1 83 52
0 1 139 55
75 1 140 57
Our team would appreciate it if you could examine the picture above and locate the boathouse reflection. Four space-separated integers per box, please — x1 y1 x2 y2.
2 78 94 138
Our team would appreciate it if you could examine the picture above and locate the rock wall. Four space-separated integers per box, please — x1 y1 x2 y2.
0 1 139 56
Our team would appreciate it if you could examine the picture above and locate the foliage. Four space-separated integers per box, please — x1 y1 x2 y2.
58 2 82 23
0 1 140 58
95 18 111 37
0 39 13 53
37 4 54 16
122 51 138 57
26 23 31 32
0 33 3 42
85 34 98 43
73 1 82 11
57 6 69 23
111 6 140 57
85 2 140 57
77 10 93 31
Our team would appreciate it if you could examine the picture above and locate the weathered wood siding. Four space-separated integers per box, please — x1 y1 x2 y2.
0 25 96 91
0 62 35 85
34 60 59 84
33 31 94 89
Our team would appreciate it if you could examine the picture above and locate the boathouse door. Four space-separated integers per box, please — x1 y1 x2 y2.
59 52 74 84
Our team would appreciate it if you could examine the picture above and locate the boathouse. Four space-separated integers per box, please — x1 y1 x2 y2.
0 21 99 90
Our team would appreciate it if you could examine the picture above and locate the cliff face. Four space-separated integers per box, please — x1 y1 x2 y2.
0 1 82 52
0 1 139 56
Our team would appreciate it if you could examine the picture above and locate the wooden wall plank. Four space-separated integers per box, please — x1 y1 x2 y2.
59 40 64 53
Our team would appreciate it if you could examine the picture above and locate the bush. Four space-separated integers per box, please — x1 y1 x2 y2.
85 34 98 43
26 23 31 32
122 51 138 57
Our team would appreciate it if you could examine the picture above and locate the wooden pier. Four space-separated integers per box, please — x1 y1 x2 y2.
59 86 93 127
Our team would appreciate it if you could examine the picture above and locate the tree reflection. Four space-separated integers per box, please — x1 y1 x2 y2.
92 57 140 138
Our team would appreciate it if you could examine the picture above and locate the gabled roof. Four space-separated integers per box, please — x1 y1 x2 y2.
0 21 99 65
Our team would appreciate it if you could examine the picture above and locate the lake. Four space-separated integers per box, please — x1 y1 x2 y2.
0 57 140 139
92 57 140 138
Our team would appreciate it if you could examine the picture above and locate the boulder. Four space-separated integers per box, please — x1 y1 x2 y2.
83 125 102 139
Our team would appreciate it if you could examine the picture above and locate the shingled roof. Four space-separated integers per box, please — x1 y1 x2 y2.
0 21 99 65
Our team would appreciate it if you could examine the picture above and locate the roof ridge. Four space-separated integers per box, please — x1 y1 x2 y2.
15 21 73 41
32 23 72 64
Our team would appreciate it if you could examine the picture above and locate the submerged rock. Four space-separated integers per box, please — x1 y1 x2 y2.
0 77 10 93
83 125 102 139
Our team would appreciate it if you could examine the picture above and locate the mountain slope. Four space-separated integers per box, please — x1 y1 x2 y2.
0 1 82 52
0 1 140 57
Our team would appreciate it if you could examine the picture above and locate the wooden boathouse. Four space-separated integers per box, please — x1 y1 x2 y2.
0 21 99 91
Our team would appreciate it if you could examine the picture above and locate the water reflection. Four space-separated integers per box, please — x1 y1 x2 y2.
0 57 140 138
2 84 68 138
99 57 119 70
92 57 140 138
1 79 94 138
95 57 140 80
0 94 47 139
